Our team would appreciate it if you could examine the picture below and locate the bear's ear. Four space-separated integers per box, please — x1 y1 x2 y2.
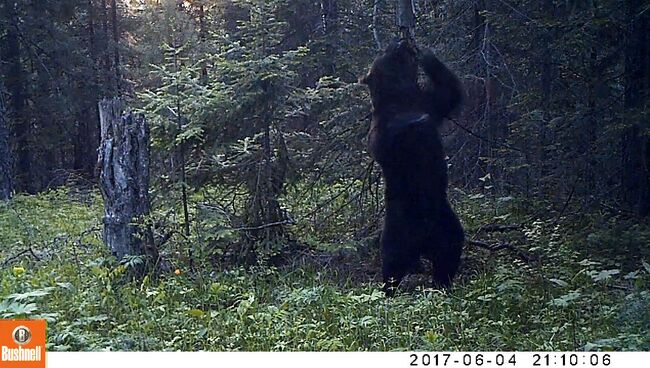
395 40 417 59
359 73 371 85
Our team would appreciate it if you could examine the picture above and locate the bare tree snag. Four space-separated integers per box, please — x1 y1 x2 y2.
396 0 416 43
373 0 383 50
98 99 158 267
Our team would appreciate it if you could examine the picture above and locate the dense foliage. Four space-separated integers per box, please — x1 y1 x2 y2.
0 0 648 351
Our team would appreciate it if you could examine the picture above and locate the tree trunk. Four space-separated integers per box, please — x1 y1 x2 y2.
0 82 12 200
622 0 649 217
321 0 339 34
197 1 208 85
98 99 158 266
321 0 339 74
372 0 382 50
100 0 112 93
174 48 192 267
537 0 555 193
74 0 100 177
110 0 121 94
396 0 416 41
243 83 288 264
3 4 33 194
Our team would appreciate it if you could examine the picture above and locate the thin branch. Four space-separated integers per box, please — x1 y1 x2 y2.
230 219 296 232
449 117 526 153
468 239 531 263
2 247 41 266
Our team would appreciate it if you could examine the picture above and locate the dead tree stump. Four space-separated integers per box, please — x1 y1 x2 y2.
98 99 158 267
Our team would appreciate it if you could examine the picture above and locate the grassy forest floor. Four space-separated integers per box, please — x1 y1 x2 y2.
0 188 648 351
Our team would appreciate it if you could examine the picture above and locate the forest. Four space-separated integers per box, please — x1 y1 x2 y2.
0 0 649 352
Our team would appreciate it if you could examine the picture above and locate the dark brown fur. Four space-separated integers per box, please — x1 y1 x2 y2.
360 41 464 296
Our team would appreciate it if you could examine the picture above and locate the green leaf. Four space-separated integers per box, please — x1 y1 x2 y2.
642 260 650 274
5 287 55 301
549 291 581 307
188 309 205 317
591 269 620 282
56 282 74 290
549 278 569 288
0 300 38 317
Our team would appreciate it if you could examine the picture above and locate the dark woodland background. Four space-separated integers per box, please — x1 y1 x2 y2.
0 0 649 352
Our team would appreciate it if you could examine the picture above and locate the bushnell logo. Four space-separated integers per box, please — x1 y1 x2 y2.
0 320 46 368
11 326 32 346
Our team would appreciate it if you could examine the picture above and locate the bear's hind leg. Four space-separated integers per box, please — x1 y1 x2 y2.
382 251 410 297
381 217 424 296
431 202 464 289
431 243 462 289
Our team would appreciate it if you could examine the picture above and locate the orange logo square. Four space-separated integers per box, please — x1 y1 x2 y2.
0 320 46 368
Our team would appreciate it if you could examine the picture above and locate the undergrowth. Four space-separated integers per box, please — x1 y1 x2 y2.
0 188 648 351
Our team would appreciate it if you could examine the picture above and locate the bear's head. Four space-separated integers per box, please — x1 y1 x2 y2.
359 40 419 109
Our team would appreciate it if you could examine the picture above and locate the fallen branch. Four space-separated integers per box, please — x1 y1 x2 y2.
606 284 632 292
476 224 521 234
2 247 41 266
468 239 531 263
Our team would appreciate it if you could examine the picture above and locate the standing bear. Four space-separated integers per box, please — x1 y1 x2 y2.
360 40 465 296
